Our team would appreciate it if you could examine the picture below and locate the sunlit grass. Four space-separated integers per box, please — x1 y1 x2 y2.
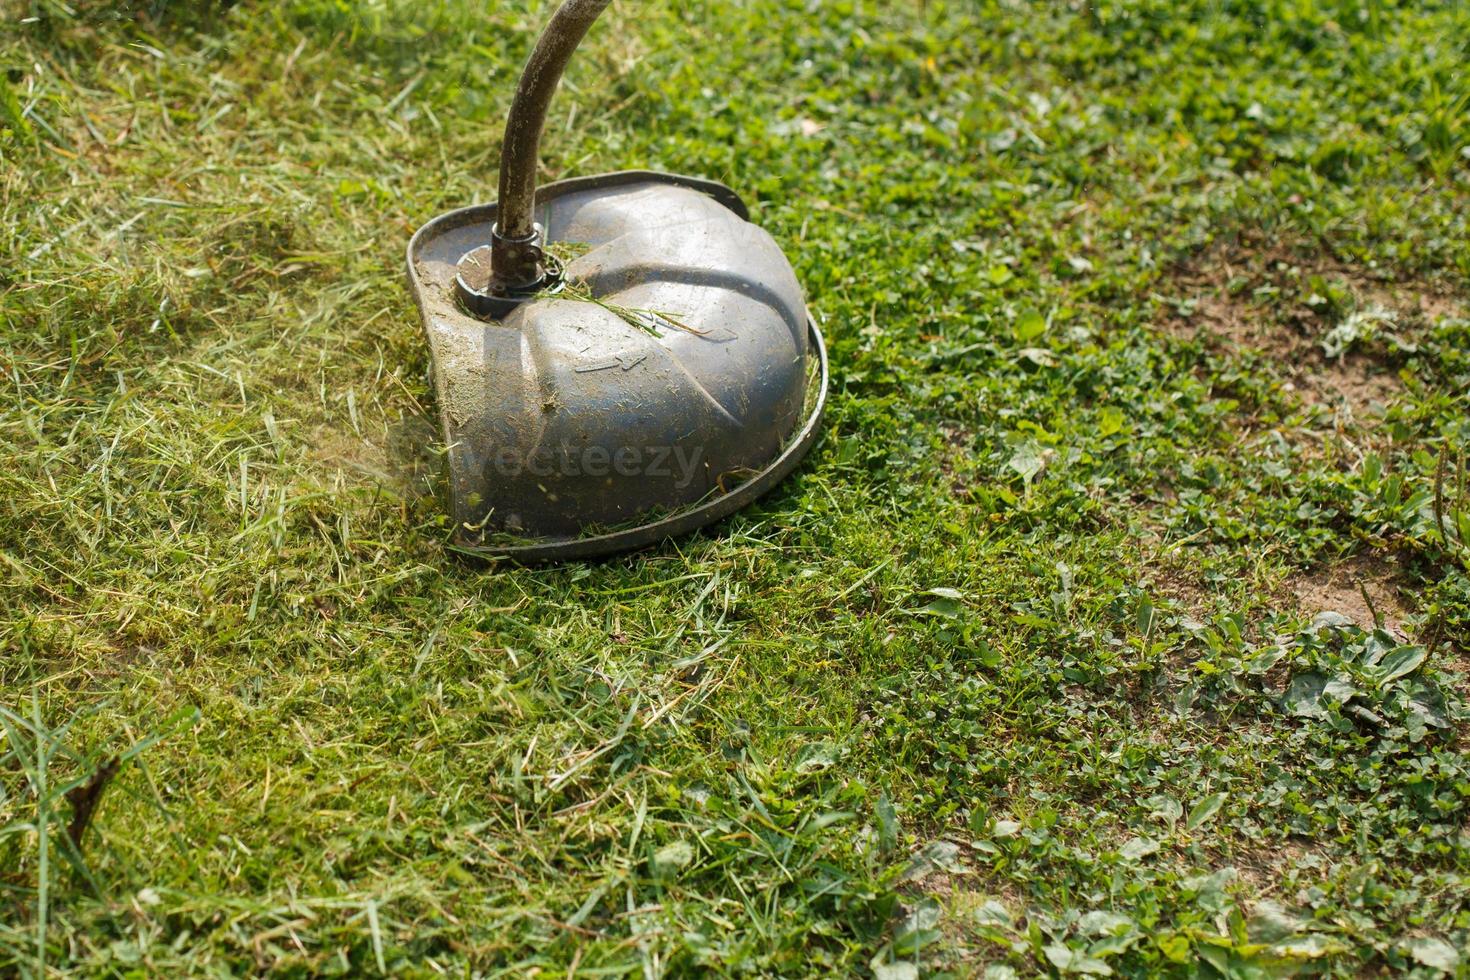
2 0 1468 974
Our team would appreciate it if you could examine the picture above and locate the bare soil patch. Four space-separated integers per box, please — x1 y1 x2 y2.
1232 839 1328 901
1288 553 1410 637
1151 557 1214 618
1163 241 1464 423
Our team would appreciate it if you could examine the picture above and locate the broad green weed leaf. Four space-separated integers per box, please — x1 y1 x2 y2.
1156 933 1192 963
1186 793 1227 831
1247 900 1307 943
794 741 840 773
1008 442 1047 483
1374 646 1427 684
1014 309 1047 342
871 960 918 980
1145 795 1183 825
1120 837 1159 861
1407 937 1460 972
1043 943 1113 976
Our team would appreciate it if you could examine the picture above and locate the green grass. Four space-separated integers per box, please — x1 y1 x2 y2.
2 0 1469 975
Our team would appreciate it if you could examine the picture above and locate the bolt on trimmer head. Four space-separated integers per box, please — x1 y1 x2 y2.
406 0 828 561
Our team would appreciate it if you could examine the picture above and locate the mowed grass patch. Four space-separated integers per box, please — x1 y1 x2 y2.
2 0 1470 975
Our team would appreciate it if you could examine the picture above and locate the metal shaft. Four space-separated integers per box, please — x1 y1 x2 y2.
492 0 614 290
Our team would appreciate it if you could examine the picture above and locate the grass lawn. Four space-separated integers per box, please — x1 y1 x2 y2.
3 0 1470 974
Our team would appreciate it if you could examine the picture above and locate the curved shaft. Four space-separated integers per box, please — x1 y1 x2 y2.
492 0 614 289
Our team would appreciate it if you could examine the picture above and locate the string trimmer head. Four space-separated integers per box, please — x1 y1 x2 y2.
406 0 827 561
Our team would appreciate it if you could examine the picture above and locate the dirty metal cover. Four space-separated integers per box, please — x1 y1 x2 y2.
406 171 814 552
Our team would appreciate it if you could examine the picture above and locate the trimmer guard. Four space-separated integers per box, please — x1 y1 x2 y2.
407 171 828 561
